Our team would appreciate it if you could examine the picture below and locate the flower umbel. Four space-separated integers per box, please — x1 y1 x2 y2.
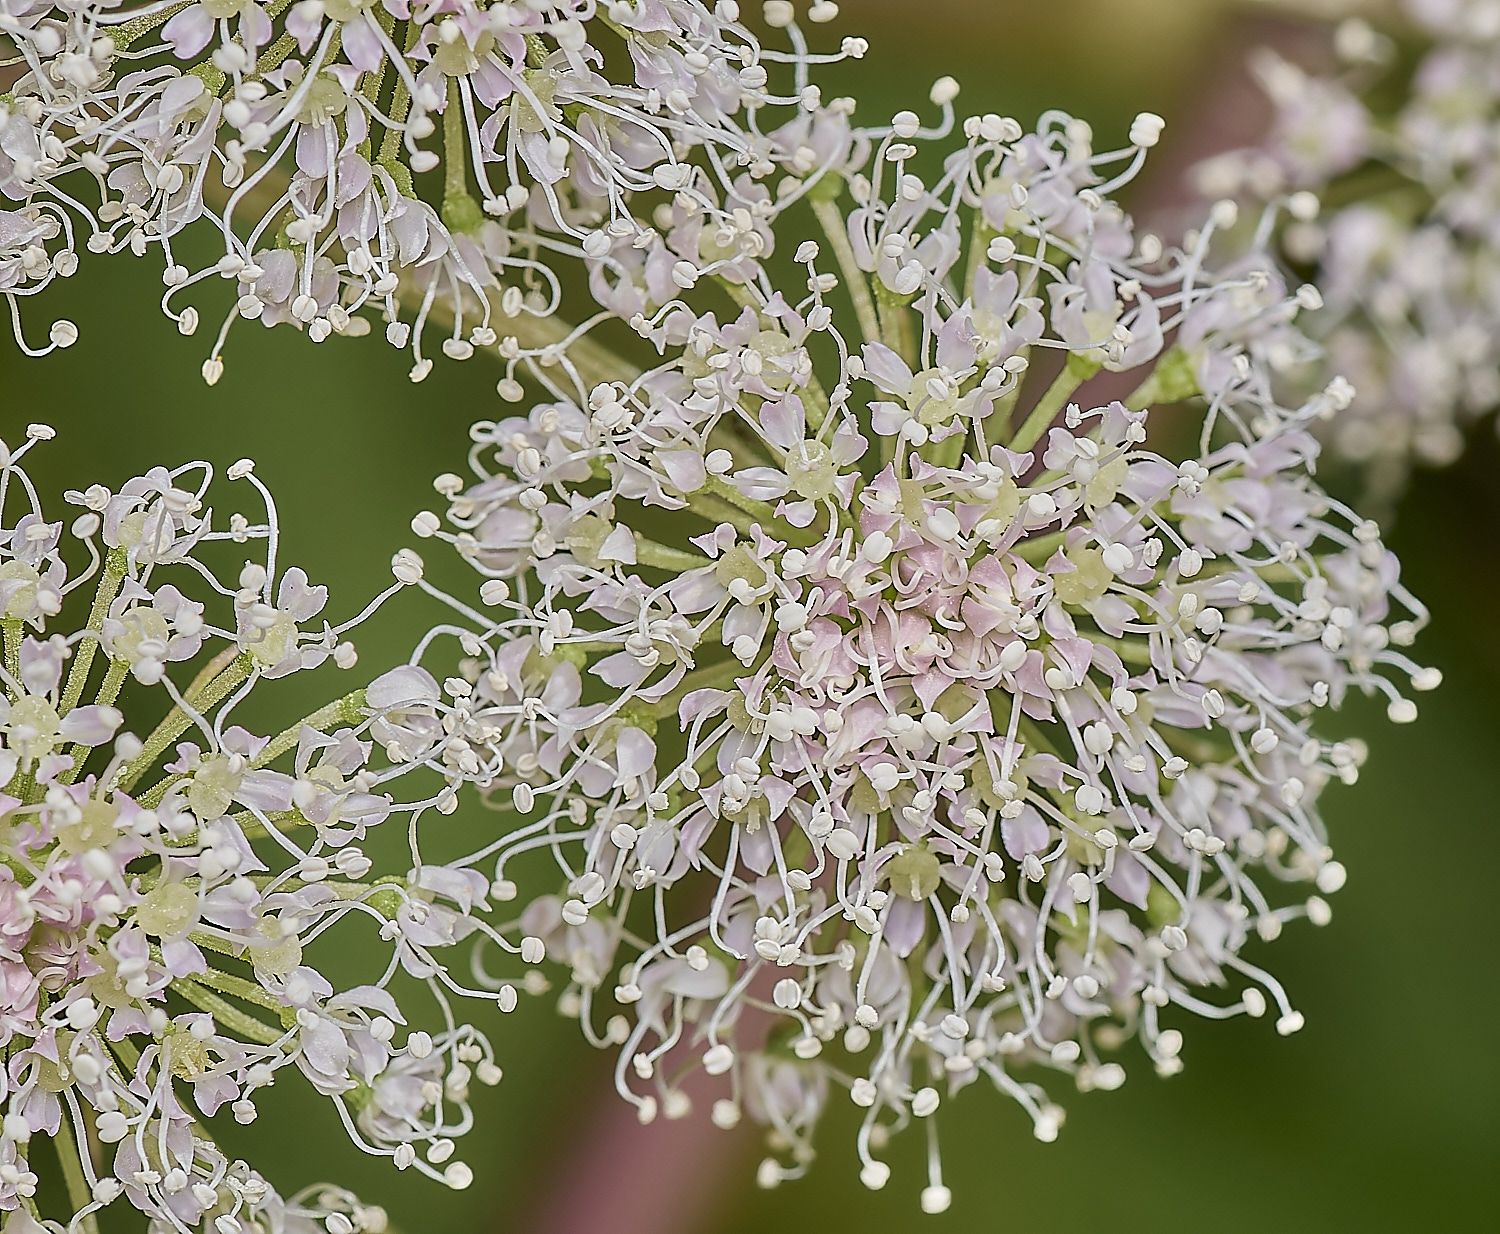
408 94 1436 1207
0 427 515 1230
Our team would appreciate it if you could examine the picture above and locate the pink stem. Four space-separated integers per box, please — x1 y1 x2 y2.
518 1058 752 1234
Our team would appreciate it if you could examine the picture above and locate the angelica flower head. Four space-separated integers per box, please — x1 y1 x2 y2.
0 429 517 1230
1197 0 1500 500
409 92 1436 1206
0 0 870 380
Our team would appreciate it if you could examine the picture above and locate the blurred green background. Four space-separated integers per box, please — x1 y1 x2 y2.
2 1 1494 1230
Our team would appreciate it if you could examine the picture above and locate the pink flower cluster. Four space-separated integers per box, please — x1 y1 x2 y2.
407 101 1435 1206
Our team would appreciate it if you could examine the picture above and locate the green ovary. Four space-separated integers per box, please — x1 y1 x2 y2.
910 368 960 426
188 755 242 821
0 561 40 617
7 696 61 762
322 0 372 20
786 439 838 501
884 845 943 901
136 881 198 937
58 799 119 854
112 607 170 663
244 612 297 669
1052 547 1112 604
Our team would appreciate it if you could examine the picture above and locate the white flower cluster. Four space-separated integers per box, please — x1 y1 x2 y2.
1197 0 1500 500
0 0 869 380
406 94 1436 1209
3 0 1446 1213
0 427 525 1231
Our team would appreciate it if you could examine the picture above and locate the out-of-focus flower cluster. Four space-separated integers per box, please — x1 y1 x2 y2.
1198 0 1500 501
0 427 525 1231
404 91 1436 1210
0 0 869 380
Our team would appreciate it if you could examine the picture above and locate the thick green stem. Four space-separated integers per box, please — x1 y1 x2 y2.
801 374 830 433
114 654 254 795
1082 628 1154 667
232 807 313 841
2 618 20 699
245 872 375 896
1007 352 1102 453
920 422 970 471
963 212 998 305
682 491 759 538
188 930 243 960
107 1036 141 1071
59 656 131 786
59 547 128 717
1318 161 1426 214
111 1 194 50
713 276 761 313
379 80 413 168
879 423 901 472
93 657 129 709
1123 344 1197 411
700 474 782 528
874 282 916 368
635 539 711 573
440 76 485 234
252 31 296 76
183 644 241 701
445 82 467 205
682 484 819 547
811 196 879 346
138 674 360 805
